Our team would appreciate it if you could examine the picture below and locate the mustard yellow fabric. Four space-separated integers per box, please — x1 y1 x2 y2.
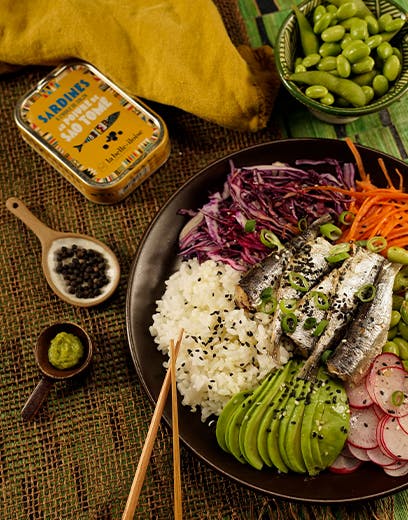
0 0 279 131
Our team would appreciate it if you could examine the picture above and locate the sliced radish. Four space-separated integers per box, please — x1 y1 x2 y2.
329 453 363 474
370 366 408 417
369 353 403 376
347 443 371 461
366 446 397 467
348 405 379 450
346 380 373 409
376 415 397 460
380 416 408 460
398 415 408 435
373 404 386 419
384 463 408 476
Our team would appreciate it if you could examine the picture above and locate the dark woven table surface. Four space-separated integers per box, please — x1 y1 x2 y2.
1 1 408 519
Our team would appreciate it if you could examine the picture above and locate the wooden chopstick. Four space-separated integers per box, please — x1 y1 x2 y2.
122 329 184 520
171 339 182 519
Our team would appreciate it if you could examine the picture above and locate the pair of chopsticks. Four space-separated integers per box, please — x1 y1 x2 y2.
122 330 184 520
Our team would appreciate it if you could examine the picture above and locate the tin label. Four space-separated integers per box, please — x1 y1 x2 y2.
20 63 163 185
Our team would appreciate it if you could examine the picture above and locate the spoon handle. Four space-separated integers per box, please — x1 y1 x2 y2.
22 376 55 421
6 197 58 247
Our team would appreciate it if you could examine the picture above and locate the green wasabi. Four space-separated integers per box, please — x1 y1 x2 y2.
48 332 84 370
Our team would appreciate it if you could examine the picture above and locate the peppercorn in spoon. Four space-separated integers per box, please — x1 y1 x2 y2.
6 197 120 307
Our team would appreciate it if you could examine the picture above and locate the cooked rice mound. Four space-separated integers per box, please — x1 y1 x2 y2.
150 258 290 421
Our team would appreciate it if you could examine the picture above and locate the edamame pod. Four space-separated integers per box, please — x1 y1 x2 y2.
289 70 367 107
294 5 320 56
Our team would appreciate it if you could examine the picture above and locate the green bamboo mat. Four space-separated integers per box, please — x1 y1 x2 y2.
239 0 408 161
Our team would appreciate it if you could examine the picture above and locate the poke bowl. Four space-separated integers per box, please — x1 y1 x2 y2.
126 138 408 503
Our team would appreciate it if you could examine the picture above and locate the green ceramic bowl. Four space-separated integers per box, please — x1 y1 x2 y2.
276 0 408 123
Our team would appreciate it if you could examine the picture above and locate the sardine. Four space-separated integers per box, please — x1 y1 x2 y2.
327 260 401 385
268 236 335 358
298 247 386 380
235 214 332 309
288 268 341 357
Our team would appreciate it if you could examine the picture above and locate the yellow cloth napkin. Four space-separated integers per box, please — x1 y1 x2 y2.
0 0 279 131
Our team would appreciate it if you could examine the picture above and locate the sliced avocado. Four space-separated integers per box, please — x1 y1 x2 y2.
216 389 251 453
283 379 312 473
277 377 304 470
300 368 329 476
315 377 350 468
225 371 274 463
239 360 295 469
265 370 300 474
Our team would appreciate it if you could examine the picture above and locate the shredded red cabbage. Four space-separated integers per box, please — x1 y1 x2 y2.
178 159 356 270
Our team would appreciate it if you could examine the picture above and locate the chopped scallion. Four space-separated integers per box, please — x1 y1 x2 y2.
279 298 298 314
367 236 387 253
312 319 329 337
281 313 297 333
356 283 376 302
259 229 284 250
339 211 355 226
288 271 309 292
320 223 342 241
244 219 256 233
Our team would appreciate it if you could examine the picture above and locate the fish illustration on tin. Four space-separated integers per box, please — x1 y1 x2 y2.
73 111 120 152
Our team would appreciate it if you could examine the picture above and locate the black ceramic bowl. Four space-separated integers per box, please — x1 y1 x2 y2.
126 138 408 503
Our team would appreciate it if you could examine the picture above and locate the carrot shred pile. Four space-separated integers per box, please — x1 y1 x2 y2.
316 138 408 253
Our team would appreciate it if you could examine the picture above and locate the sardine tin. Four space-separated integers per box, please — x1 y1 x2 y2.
14 61 170 203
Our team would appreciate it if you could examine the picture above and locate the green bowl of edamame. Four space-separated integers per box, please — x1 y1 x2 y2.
276 0 408 123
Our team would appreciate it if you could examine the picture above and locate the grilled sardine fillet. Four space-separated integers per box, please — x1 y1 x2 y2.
298 247 386 380
288 268 340 357
268 236 334 357
235 214 332 309
327 260 401 385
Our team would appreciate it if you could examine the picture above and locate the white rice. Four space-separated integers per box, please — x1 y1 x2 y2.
149 258 290 422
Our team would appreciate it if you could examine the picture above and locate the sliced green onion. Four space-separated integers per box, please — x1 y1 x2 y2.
311 291 330 310
281 313 298 333
303 317 317 330
260 287 273 301
356 283 377 302
258 298 277 315
298 217 308 232
321 349 333 363
367 236 387 253
320 223 342 241
355 240 367 247
279 298 298 314
312 319 329 337
391 390 404 407
326 252 350 263
288 271 310 292
244 219 256 233
259 229 284 250
329 243 351 255
339 211 355 226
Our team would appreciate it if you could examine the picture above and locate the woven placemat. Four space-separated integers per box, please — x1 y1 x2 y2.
0 1 405 519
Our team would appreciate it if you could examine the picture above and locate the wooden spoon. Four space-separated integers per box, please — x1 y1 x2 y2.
6 197 120 307
22 321 94 421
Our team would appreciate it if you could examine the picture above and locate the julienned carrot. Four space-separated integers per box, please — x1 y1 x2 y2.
314 139 408 253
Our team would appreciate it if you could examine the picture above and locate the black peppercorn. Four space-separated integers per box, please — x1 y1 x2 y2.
54 244 109 298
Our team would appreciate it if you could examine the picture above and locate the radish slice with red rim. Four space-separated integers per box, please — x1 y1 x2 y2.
346 380 373 409
347 443 371 461
379 416 408 461
384 462 408 476
366 445 397 467
348 405 379 450
329 454 363 474
370 366 408 417
398 415 408 435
